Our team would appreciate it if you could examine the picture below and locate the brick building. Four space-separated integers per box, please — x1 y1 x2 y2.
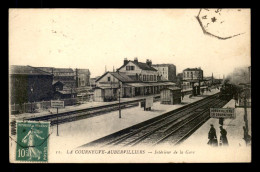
10 65 53 104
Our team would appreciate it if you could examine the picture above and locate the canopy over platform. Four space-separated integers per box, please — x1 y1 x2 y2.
126 82 175 87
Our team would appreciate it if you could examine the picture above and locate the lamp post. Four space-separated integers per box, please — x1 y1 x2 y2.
56 106 59 136
118 83 121 118
243 94 250 145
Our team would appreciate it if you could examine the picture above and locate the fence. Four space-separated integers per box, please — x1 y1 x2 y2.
10 98 77 115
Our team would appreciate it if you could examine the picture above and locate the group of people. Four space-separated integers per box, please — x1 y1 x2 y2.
208 124 229 147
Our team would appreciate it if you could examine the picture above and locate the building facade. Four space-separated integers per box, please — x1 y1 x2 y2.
117 58 159 82
152 64 176 82
10 65 53 104
182 68 204 90
75 68 91 87
94 58 176 101
38 67 77 99
183 68 203 81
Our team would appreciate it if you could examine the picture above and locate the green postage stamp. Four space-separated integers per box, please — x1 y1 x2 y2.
16 121 50 162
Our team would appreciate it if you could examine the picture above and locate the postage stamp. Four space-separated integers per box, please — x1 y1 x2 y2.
15 121 50 162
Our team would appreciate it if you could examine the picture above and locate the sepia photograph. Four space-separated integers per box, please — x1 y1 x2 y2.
9 8 251 163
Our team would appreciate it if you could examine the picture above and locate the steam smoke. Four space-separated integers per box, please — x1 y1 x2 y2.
225 66 250 85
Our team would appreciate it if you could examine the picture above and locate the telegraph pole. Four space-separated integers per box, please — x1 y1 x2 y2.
118 84 121 118
244 97 248 135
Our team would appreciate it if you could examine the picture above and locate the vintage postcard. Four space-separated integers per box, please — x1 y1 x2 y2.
9 8 251 163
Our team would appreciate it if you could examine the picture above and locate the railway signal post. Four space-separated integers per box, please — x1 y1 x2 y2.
51 100 64 136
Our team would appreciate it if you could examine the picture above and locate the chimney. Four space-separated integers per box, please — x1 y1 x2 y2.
146 59 152 67
134 57 138 63
124 58 128 65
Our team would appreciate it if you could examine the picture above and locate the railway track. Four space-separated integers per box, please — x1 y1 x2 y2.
81 93 230 148
25 96 160 126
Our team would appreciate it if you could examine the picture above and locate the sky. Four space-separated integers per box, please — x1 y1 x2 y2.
9 9 250 78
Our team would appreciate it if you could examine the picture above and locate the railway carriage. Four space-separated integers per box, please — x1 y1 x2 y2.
219 83 238 100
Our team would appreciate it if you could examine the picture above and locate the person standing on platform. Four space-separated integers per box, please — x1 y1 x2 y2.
207 124 218 147
219 126 229 146
219 118 224 125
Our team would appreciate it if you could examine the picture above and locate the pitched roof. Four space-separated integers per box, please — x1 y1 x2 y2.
163 86 181 91
110 72 135 82
10 65 52 75
37 67 74 73
76 69 90 74
96 72 135 83
117 60 157 71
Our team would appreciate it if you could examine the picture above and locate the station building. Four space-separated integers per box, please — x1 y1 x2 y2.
94 58 176 101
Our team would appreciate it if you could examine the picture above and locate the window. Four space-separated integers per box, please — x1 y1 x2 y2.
126 66 135 70
154 75 156 81
108 77 111 81
144 75 146 81
187 72 189 77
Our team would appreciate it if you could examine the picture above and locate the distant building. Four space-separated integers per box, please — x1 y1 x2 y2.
203 76 213 86
182 68 203 90
37 67 76 87
94 58 175 101
117 58 159 82
38 67 77 99
176 73 183 88
94 72 134 101
52 81 77 99
75 68 91 87
183 67 203 81
90 76 100 88
152 64 176 82
10 65 53 104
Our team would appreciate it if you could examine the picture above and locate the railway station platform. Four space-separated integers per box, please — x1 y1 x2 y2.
10 94 160 121
182 99 251 147
10 88 206 121
180 99 251 162
46 89 220 154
